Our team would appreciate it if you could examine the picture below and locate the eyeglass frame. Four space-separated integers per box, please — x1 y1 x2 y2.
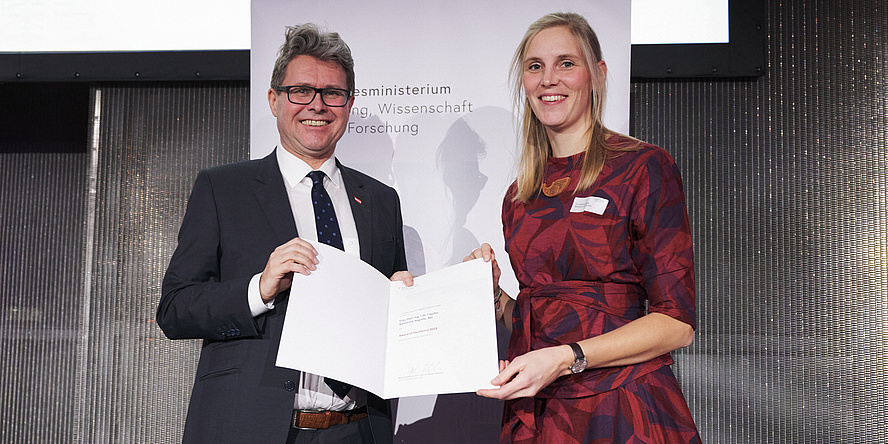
273 85 353 107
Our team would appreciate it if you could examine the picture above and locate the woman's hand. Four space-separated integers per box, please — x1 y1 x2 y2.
465 243 513 329
476 345 574 400
463 243 502 290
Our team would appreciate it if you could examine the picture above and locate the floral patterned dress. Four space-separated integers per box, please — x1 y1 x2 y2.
501 135 701 443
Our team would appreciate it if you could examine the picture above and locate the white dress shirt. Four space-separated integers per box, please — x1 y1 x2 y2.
247 147 364 411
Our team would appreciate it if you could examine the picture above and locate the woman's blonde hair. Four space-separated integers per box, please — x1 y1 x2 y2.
510 12 636 202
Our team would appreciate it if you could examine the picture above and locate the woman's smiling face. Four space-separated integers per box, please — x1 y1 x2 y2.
522 26 599 137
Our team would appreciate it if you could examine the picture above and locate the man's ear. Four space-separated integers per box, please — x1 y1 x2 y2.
268 88 279 117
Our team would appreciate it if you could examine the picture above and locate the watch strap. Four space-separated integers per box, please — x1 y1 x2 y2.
568 342 584 360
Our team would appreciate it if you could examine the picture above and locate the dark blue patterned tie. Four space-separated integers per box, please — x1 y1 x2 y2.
308 170 344 251
307 170 351 398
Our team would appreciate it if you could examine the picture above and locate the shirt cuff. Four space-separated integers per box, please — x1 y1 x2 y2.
248 272 275 317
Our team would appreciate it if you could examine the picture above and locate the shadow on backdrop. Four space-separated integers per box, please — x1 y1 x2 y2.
392 117 510 443
338 114 426 275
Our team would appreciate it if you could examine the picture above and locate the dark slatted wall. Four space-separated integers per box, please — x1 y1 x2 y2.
0 82 249 443
0 152 86 443
77 83 250 442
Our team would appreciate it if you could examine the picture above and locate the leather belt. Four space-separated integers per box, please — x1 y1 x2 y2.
291 406 369 430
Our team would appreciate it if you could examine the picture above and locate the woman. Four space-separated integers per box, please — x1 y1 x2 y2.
467 12 701 443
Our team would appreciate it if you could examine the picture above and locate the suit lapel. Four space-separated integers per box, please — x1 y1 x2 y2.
339 160 373 263
254 150 299 245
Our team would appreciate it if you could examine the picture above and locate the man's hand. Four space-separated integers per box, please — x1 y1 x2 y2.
390 271 415 287
259 238 319 303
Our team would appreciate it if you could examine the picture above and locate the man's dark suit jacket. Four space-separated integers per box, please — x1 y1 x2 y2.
157 150 407 444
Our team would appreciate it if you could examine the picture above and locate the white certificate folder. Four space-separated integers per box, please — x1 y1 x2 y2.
276 241 499 399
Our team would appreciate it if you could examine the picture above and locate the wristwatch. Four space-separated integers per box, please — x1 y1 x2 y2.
568 343 587 374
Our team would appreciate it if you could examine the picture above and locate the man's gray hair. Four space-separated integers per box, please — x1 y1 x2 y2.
270 23 355 92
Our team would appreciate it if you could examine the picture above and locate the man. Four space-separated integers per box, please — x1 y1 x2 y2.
157 24 411 444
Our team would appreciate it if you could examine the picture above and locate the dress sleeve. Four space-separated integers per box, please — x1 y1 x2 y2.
501 182 521 260
501 183 517 235
629 149 697 329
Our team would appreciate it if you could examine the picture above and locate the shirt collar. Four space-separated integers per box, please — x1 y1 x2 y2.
275 147 342 189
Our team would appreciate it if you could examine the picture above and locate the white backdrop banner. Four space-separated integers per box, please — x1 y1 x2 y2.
250 0 631 438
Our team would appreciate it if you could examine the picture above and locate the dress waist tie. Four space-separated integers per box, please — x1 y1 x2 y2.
506 281 647 433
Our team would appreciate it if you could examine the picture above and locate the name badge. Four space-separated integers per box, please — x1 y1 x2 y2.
570 196 608 215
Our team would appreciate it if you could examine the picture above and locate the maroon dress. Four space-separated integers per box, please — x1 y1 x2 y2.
501 135 701 443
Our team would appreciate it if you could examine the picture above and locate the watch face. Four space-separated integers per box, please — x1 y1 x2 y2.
570 357 587 374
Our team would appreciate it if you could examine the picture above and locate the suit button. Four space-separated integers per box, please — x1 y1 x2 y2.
284 380 296 392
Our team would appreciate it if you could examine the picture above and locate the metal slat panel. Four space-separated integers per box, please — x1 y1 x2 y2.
75 82 249 443
0 152 86 443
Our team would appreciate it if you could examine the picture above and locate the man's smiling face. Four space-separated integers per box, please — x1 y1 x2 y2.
268 55 354 168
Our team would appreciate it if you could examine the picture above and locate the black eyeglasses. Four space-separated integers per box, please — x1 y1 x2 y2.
274 85 352 107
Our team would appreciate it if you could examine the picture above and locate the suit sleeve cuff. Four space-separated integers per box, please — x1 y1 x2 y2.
248 273 275 317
